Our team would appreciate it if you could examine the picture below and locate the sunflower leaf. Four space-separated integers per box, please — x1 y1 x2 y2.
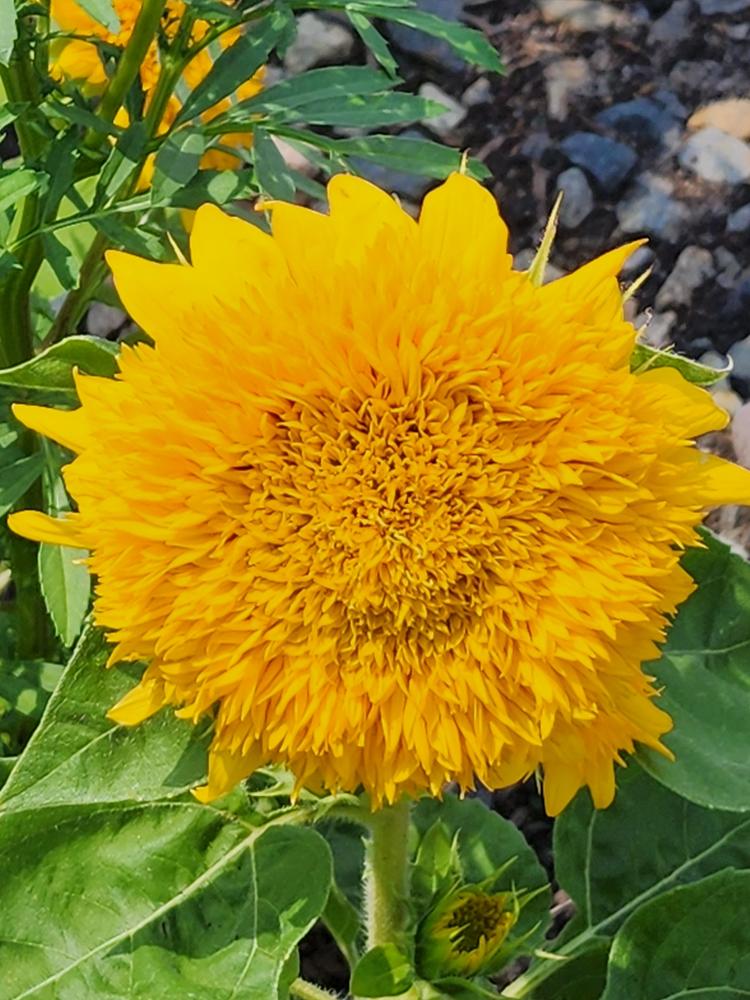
0 336 119 400
38 543 90 648
601 870 750 999
74 0 119 32
630 341 731 387
351 943 414 997
638 530 750 810
0 0 16 65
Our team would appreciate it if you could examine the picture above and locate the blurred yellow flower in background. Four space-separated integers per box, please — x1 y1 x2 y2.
50 0 264 175
11 174 750 814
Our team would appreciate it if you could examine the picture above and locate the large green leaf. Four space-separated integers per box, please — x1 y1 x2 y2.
505 766 750 999
351 944 414 997
0 809 331 1000
38 543 91 648
602 869 750 1000
0 627 208 813
639 531 750 810
0 0 17 65
0 336 119 401
0 453 44 516
0 624 333 998
413 795 550 949
0 661 63 755
554 766 750 948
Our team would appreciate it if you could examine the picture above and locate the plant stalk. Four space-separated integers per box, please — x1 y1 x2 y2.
358 796 419 1000
85 0 168 145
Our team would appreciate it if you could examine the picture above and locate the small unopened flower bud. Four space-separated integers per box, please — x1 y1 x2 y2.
416 886 519 980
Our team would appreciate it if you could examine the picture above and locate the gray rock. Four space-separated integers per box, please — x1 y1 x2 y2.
539 0 627 29
419 83 467 137
86 303 126 338
283 13 354 74
643 311 678 347
616 173 689 241
461 77 492 107
652 89 688 122
725 22 750 37
729 337 750 381
560 132 638 192
679 127 750 184
556 167 594 228
648 0 694 46
520 131 551 161
544 57 591 121
715 247 741 288
596 98 681 149
654 246 714 310
727 203 750 234
621 245 656 280
387 0 466 72
698 0 750 13
669 60 723 95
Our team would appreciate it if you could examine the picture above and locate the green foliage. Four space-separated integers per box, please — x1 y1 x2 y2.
0 626 333 998
630 342 731 387
602 870 750 1000
38 542 90 647
0 336 120 401
351 944 414 997
639 531 750 810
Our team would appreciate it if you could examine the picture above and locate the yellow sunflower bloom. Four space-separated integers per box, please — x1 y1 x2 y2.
11 174 750 813
50 0 264 174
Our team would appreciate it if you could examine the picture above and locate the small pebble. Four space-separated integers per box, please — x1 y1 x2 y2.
419 82 467 137
283 13 354 74
727 204 750 234
679 127 750 184
560 131 638 193
655 246 714 310
556 167 594 229
461 77 492 108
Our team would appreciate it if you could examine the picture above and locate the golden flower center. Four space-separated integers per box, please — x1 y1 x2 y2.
234 374 547 675
444 893 514 953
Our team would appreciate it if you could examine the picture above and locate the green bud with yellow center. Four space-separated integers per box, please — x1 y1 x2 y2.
416 885 520 980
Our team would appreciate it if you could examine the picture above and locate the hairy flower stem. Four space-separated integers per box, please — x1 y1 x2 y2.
357 797 421 999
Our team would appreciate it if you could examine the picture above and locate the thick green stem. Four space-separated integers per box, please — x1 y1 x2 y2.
85 0 167 145
363 797 413 952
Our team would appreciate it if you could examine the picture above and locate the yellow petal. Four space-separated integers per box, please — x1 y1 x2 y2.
106 251 204 346
696 452 750 506
327 173 416 242
191 746 258 803
637 367 729 436
12 402 89 451
107 677 167 726
542 757 583 816
52 38 107 86
418 173 511 280
8 510 85 546
189 203 285 285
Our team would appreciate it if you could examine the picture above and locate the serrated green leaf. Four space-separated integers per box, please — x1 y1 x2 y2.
95 121 148 203
0 626 210 812
639 531 750 810
288 92 441 128
339 134 489 180
176 11 290 124
349 3 504 72
351 944 414 997
0 453 44 516
38 543 90 647
0 0 17 65
151 129 206 204
252 128 295 201
631 341 730 387
0 808 332 999
602 869 750 1000
347 11 399 77
41 231 77 291
0 336 119 400
553 765 750 953
75 0 118 32
0 169 43 215
230 66 399 117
